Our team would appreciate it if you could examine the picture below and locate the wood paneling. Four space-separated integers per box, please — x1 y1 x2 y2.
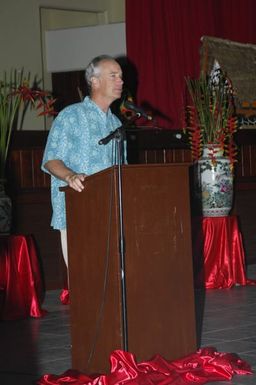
7 131 66 290
7 129 256 291
130 129 256 264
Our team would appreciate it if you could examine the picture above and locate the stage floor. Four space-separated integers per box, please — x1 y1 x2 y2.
0 265 256 385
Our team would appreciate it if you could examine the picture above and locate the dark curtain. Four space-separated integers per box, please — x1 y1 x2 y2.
125 0 256 129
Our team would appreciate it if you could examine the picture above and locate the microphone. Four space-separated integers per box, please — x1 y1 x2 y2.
98 127 123 145
123 100 152 121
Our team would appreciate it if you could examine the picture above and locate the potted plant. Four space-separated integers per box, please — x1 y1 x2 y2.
184 62 238 217
0 69 56 232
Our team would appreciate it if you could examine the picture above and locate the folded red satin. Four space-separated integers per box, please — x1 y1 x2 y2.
193 216 256 289
60 288 70 305
37 347 252 385
0 235 46 320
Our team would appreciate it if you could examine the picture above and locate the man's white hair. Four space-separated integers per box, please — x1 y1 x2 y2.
85 55 115 92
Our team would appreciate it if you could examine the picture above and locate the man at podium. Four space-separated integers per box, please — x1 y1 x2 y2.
41 54 124 268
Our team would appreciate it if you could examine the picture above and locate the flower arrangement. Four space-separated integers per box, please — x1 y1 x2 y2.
0 69 56 179
183 62 238 168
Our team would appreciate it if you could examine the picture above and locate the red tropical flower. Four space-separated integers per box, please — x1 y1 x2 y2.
0 69 56 178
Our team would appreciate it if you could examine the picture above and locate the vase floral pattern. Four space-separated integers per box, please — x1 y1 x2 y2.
196 146 233 217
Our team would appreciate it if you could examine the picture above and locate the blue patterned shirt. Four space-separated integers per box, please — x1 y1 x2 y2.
42 96 123 229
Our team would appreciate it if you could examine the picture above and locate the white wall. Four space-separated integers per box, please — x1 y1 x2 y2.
45 23 126 72
0 0 125 130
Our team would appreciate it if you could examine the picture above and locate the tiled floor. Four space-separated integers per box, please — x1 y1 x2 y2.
196 264 256 385
0 266 256 385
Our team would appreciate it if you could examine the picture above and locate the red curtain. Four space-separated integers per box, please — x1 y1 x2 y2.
125 0 256 129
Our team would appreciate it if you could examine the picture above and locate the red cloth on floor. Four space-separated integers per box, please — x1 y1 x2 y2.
0 234 46 320
60 288 70 305
37 347 252 385
193 216 256 289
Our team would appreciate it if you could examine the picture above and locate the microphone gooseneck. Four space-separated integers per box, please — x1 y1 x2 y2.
123 100 152 121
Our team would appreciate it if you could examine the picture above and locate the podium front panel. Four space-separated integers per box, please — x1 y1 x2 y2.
64 164 196 373
122 164 196 362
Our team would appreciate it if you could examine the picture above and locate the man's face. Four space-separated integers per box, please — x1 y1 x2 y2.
94 60 123 103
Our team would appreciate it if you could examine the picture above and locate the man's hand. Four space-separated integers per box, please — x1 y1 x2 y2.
43 159 86 192
65 173 86 192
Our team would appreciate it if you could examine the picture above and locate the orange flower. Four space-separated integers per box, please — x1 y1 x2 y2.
0 69 56 178
183 67 238 167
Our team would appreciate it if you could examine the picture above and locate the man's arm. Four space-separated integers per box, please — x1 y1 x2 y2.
44 159 86 192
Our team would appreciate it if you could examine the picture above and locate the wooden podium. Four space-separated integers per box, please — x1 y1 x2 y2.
63 164 196 374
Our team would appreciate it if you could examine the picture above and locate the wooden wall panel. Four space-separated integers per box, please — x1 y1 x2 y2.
133 129 256 265
237 144 256 179
7 129 256 292
11 191 66 290
34 149 49 188
8 149 50 190
137 149 193 165
8 131 65 290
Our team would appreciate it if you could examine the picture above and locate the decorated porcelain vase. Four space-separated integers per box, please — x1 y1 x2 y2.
196 146 233 217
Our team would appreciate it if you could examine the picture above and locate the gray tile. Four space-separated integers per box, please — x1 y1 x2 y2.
1 268 256 384
194 264 256 385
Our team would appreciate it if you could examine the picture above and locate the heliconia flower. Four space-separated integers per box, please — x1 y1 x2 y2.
183 65 238 168
0 69 57 178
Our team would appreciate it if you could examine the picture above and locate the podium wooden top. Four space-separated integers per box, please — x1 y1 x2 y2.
60 163 192 192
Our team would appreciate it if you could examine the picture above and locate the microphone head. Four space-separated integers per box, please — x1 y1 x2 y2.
124 100 152 120
123 100 134 110
120 100 133 115
120 98 138 121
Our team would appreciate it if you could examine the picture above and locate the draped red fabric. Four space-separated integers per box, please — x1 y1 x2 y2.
60 288 70 305
37 347 252 385
0 235 46 320
125 0 256 129
192 216 256 289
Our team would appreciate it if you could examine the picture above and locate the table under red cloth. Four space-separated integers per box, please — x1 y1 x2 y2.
0 234 46 320
192 216 255 289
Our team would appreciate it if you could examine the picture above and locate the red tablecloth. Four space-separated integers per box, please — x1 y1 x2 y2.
0 234 46 320
193 216 256 289
37 347 252 385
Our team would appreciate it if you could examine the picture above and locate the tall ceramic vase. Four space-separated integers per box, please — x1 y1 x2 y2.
0 180 12 233
195 146 234 217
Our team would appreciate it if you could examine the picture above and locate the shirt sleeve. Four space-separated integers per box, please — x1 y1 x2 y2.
41 108 78 173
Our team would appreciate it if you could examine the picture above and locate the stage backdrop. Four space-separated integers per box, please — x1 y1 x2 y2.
125 0 256 129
